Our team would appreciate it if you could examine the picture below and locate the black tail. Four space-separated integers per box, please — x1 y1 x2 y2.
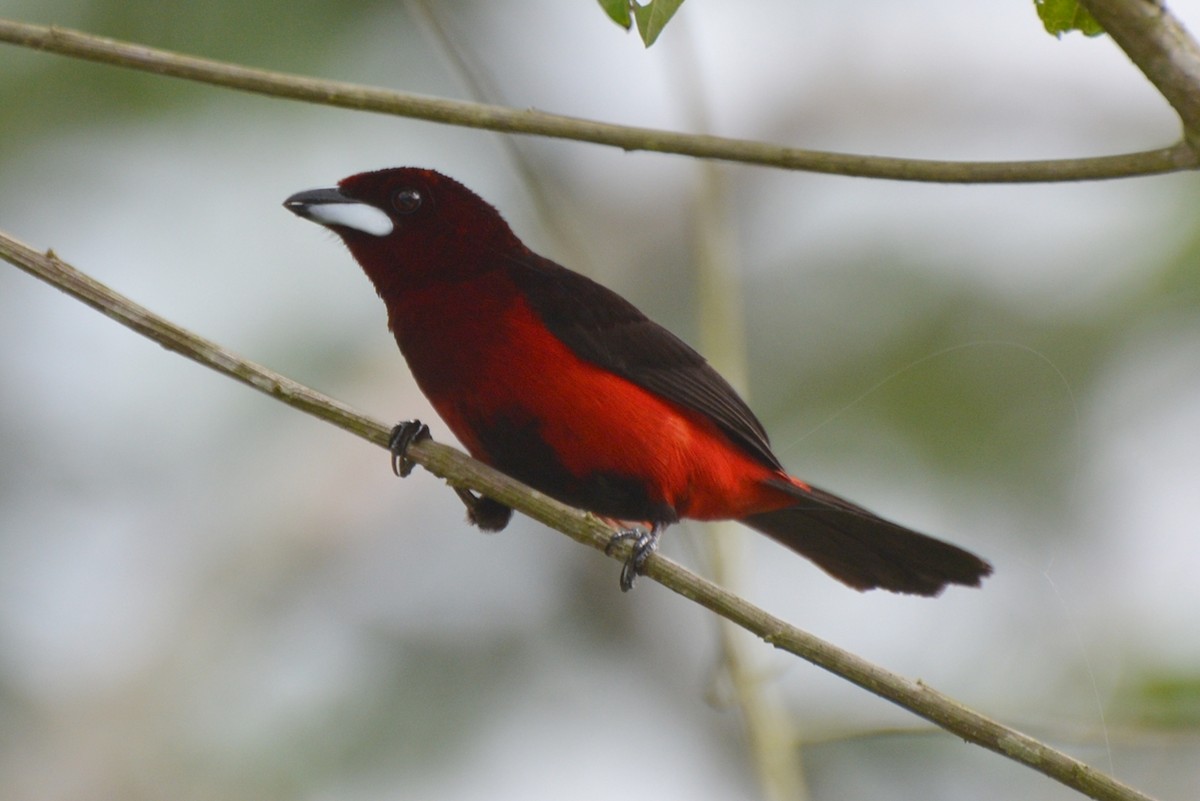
741 483 992 596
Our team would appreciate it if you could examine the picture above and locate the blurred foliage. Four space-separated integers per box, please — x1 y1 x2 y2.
745 184 1200 520
1115 670 1200 729
1146 202 1200 313
749 261 1088 508
0 0 391 148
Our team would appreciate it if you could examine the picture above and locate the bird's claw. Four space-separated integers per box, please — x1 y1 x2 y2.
389 420 431 477
390 421 513 531
605 526 660 592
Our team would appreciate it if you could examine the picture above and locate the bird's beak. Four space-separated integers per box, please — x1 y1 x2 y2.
284 187 394 236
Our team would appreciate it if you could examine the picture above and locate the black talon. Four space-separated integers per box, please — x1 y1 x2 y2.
605 525 661 591
388 420 430 477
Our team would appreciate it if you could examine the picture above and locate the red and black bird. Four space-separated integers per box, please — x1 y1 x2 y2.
284 168 991 596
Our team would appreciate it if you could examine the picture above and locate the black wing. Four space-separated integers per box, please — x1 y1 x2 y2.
505 250 783 472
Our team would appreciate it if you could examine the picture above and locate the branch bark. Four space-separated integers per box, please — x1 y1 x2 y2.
1080 0 1200 143
0 17 1194 183
0 230 1159 801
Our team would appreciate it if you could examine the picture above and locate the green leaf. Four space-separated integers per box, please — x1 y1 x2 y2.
597 0 632 30
1034 0 1105 38
633 0 685 47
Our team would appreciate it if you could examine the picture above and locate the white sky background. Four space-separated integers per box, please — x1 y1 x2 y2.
1 2 1199 799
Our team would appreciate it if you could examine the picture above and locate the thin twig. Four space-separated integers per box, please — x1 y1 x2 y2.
0 18 1194 183
0 230 1159 801
681 41 808 795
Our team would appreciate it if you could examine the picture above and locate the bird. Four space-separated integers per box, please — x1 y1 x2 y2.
284 167 992 596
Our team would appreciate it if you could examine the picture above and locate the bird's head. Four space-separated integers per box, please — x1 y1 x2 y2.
284 167 522 291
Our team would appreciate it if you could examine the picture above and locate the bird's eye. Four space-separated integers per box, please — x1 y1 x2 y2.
392 187 423 214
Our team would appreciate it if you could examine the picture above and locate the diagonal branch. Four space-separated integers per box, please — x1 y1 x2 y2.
0 230 1159 801
1080 0 1200 144
0 17 1194 184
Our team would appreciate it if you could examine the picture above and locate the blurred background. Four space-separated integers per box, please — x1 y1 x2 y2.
1 1 1198 799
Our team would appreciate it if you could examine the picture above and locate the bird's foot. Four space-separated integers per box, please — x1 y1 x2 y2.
605 525 661 592
390 421 513 532
453 488 513 532
388 420 430 478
